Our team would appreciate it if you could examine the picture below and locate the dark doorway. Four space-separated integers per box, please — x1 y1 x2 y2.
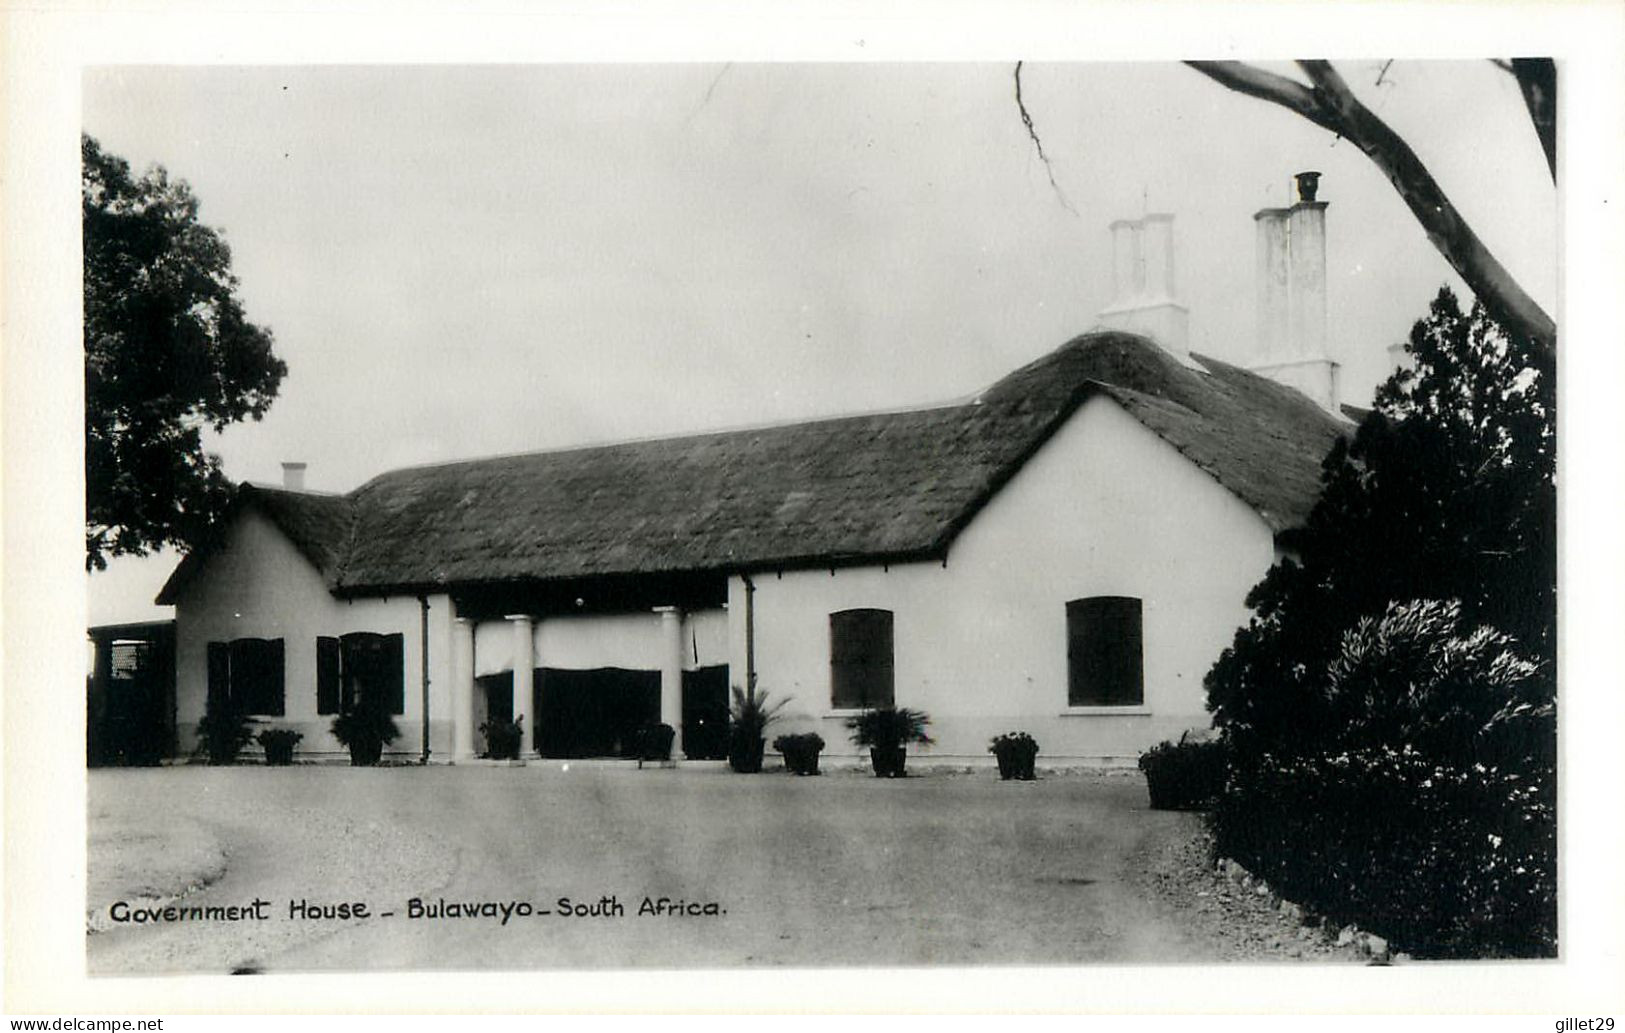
535 667 660 759
478 672 514 724
681 665 730 760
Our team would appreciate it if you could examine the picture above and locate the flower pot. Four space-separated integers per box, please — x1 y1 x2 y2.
263 741 297 766
349 739 383 767
783 745 822 776
994 746 1037 781
729 736 765 774
870 746 907 778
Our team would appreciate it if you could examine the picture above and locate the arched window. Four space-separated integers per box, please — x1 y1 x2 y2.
1066 597 1143 706
830 609 894 709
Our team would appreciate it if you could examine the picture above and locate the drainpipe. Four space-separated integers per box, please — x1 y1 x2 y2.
418 595 431 765
741 574 757 692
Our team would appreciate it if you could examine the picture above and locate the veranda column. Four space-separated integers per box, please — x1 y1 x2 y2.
451 618 476 762
507 614 536 757
655 606 685 760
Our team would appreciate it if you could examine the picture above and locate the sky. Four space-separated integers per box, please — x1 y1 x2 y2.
82 60 1558 624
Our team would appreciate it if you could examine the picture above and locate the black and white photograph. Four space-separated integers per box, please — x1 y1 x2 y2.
5 0 1625 1020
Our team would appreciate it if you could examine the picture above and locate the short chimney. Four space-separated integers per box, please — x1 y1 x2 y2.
1096 212 1198 369
1247 172 1340 413
281 462 307 491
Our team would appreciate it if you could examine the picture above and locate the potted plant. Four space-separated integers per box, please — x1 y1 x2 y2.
729 683 786 773
257 727 303 766
480 714 525 761
846 706 933 778
774 732 825 776
988 731 1039 781
196 698 254 765
631 722 676 767
331 700 400 767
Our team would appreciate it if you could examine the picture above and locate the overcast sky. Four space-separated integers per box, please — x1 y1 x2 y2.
83 61 1557 624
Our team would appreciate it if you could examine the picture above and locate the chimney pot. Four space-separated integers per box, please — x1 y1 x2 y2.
281 462 307 491
1295 171 1322 203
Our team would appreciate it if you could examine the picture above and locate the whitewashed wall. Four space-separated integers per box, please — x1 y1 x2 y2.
472 608 727 677
172 508 456 760
732 395 1278 762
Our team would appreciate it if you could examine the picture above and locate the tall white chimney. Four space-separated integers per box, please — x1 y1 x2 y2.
281 462 307 491
1248 171 1340 412
1097 212 1197 369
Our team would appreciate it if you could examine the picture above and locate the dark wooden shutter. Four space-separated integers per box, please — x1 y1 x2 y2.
317 636 341 715
265 638 286 715
228 638 285 716
382 633 405 715
1067 597 1144 706
831 609 894 709
206 642 231 711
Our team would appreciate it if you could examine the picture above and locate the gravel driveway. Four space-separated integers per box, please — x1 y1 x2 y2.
89 763 1253 975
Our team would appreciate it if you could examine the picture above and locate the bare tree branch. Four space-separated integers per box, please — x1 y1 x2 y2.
1013 62 1076 215
1186 60 1556 359
1509 58 1557 182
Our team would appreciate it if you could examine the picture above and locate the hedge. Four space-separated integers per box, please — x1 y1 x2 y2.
1213 745 1555 958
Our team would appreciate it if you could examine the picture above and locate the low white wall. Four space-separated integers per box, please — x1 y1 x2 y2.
735 395 1278 761
172 508 455 760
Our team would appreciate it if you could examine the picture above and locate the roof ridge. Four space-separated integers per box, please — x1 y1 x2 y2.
352 397 979 490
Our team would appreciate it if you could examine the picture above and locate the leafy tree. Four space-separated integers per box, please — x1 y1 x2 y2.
1206 288 1555 757
83 134 286 570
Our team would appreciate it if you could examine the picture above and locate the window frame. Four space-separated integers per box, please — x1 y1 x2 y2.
829 608 895 711
205 637 286 717
1065 596 1145 708
317 632 406 716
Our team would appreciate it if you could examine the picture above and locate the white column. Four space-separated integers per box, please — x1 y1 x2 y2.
507 614 535 757
655 606 685 760
452 618 476 762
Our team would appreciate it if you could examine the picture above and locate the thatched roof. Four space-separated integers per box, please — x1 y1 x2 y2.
158 332 1348 603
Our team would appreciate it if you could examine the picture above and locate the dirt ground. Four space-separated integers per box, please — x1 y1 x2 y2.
86 762 1350 975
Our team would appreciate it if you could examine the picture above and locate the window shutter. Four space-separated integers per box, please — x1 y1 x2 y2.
383 633 405 715
206 642 231 711
317 637 341 715
1067 597 1143 706
265 638 286 716
227 638 286 716
831 610 894 709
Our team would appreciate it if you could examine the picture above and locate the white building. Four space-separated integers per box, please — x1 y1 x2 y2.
157 173 1350 765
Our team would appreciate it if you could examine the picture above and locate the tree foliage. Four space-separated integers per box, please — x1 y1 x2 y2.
1206 288 1556 757
83 134 287 570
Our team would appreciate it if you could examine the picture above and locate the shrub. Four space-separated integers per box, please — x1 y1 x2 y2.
1214 746 1555 958
256 727 302 766
331 702 400 767
480 715 524 760
1137 733 1226 810
988 731 1039 781
1320 599 1551 769
729 684 787 773
196 699 254 765
773 732 825 776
